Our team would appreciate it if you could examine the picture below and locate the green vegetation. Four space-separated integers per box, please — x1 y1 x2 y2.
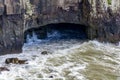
24 0 34 19
107 0 112 5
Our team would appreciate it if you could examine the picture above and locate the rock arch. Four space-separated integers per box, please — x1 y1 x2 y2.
0 0 119 55
24 23 89 43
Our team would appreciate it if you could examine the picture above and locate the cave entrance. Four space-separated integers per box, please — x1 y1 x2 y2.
24 23 88 43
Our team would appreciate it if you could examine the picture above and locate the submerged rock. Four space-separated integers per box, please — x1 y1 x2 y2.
0 67 9 72
18 60 28 64
5 58 27 64
5 58 18 64
49 75 54 78
41 51 48 55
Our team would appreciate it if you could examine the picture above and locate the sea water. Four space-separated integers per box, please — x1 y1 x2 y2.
0 30 119 80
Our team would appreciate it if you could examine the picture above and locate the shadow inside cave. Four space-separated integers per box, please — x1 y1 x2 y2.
24 23 88 43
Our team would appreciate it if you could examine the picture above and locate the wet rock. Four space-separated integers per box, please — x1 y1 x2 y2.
41 51 48 55
49 75 53 78
5 58 18 64
0 67 9 72
5 58 28 64
18 60 28 64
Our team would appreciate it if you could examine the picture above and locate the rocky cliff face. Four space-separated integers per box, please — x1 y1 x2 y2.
0 0 24 55
0 0 120 55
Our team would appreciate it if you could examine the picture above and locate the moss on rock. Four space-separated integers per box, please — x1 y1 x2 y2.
107 0 112 5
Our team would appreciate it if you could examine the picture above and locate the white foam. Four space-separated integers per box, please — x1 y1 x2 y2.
0 38 120 80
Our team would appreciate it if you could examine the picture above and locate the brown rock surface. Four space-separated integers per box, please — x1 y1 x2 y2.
0 67 9 72
5 57 27 64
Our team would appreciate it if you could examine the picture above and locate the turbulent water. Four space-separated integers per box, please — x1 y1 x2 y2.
0 29 120 80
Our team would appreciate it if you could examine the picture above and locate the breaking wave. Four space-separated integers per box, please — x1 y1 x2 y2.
0 29 119 80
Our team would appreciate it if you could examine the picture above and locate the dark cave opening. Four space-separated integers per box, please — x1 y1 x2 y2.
46 23 88 39
24 23 88 43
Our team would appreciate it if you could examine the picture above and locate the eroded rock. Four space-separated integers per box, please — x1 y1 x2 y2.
41 51 48 55
0 67 9 72
49 75 53 78
5 58 28 64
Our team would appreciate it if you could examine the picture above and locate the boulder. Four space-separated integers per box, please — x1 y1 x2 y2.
18 60 28 64
0 67 9 72
5 58 27 64
49 75 53 78
41 51 48 55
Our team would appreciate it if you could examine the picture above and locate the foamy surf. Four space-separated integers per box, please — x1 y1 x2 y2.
0 44 87 80
0 30 119 80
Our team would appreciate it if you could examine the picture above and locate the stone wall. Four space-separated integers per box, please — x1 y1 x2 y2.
0 0 120 55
